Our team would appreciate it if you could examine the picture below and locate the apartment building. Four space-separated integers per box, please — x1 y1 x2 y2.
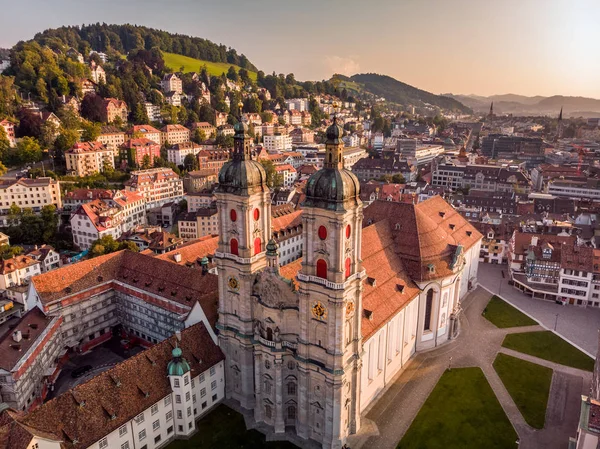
161 73 183 94
120 138 161 168
125 168 184 209
182 170 218 193
167 141 203 166
102 98 128 123
263 134 292 152
26 245 61 273
186 193 216 213
0 119 16 147
89 62 106 84
275 164 297 189
547 179 600 200
215 112 228 127
130 125 162 144
97 126 126 155
197 149 230 174
0 255 41 290
66 141 115 177
0 177 62 214
271 206 303 266
161 124 191 145
191 122 216 138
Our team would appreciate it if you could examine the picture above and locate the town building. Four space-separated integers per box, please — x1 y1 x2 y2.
120 229 184 254
26 245 61 273
290 127 315 144
161 124 191 145
165 91 183 107
0 177 62 215
183 170 218 193
130 124 162 144
215 112 228 127
547 178 600 200
197 149 230 174
352 156 414 182
214 119 481 448
125 168 184 209
63 188 113 211
0 119 16 147
275 164 297 189
145 102 162 122
0 255 41 291
191 122 216 138
101 98 128 124
97 126 126 155
120 138 161 168
89 62 106 84
167 141 203 166
264 134 293 152
161 73 183 94
66 141 115 177
185 192 216 213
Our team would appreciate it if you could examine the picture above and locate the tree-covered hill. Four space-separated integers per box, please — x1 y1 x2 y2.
32 24 258 71
349 73 471 113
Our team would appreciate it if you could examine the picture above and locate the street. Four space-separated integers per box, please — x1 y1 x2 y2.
477 263 600 356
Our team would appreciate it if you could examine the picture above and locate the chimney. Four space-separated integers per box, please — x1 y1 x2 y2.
531 236 539 246
174 253 182 263
12 330 22 343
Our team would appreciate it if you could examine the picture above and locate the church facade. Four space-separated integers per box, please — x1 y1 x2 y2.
215 120 482 449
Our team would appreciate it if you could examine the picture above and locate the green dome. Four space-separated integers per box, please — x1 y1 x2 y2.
266 239 278 256
167 347 191 376
234 121 249 134
303 168 361 211
217 159 268 195
200 256 209 265
325 119 343 145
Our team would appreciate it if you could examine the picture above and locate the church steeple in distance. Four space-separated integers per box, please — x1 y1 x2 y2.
489 101 494 117
558 107 563 122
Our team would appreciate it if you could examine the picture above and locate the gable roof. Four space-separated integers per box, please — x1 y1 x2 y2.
21 322 223 449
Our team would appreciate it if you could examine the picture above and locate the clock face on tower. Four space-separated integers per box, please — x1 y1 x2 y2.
228 276 240 292
312 301 327 320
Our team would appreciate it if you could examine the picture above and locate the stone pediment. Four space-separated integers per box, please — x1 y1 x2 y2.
252 270 299 309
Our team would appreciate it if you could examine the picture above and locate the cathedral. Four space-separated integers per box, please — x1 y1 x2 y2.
214 119 482 449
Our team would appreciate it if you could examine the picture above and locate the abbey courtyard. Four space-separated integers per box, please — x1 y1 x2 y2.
0 122 597 449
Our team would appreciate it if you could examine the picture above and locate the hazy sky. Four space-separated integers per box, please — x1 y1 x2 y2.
1 0 599 98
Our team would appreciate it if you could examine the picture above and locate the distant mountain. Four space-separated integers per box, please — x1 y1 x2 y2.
349 73 471 113
444 93 600 117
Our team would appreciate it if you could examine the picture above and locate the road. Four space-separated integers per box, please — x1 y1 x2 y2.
1 160 47 180
478 263 600 356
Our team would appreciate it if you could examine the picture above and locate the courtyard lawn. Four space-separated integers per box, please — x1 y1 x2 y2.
397 367 518 449
493 353 552 429
166 404 297 449
482 296 537 328
502 331 594 372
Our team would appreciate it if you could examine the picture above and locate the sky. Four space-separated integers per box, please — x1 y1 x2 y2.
1 0 600 98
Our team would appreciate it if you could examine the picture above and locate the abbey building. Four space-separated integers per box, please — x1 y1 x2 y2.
215 119 482 449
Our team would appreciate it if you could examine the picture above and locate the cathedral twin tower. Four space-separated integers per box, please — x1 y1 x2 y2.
214 119 364 449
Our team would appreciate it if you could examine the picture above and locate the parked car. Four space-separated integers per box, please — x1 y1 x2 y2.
71 365 93 378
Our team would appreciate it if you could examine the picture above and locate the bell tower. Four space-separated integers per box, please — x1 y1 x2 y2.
296 118 365 448
215 121 271 409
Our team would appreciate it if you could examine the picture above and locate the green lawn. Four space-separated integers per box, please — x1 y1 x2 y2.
166 404 297 449
502 331 594 372
482 296 537 328
493 353 552 429
163 52 257 81
398 367 518 449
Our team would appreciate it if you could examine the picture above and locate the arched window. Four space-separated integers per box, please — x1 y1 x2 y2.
287 382 296 395
254 237 262 255
230 209 237 222
265 405 272 419
316 259 327 279
345 258 351 279
328 153 332 163
346 224 351 239
266 327 273 341
424 289 434 331
253 208 260 221
287 406 296 420
230 238 239 256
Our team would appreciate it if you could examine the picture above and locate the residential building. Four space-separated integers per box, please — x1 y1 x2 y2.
120 138 161 168
120 229 183 254
289 109 302 125
263 134 292 152
26 245 61 273
215 112 228 127
275 164 297 189
66 141 115 176
97 126 126 155
432 164 531 194
89 62 106 84
352 156 414 182
186 193 216 213
101 98 128 123
0 255 41 290
165 91 183 107
125 168 184 209
145 102 162 122
183 170 218 193
241 113 262 126
289 127 314 144
130 125 162 144
161 73 183 94
547 179 600 200
191 122 216 138
63 188 113 211
0 119 16 147
271 206 303 266
558 245 594 306
161 124 191 145
197 149 230 174
285 98 309 112
0 177 62 214
167 141 203 166
217 124 235 137
70 190 146 249
147 201 180 228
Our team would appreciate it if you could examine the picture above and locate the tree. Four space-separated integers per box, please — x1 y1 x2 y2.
141 154 152 169
226 66 239 83
80 94 105 122
0 244 23 260
391 173 406 184
16 108 43 139
90 235 139 257
81 121 102 142
132 103 149 124
16 137 43 163
0 126 11 159
260 159 283 189
192 128 207 144
215 134 233 148
183 153 199 171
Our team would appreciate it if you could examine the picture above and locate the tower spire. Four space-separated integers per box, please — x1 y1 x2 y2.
558 107 563 121
489 101 494 116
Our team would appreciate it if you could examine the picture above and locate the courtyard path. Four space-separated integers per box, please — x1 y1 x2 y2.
346 286 593 449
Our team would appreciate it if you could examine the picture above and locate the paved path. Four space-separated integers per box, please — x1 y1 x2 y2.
478 263 600 355
347 286 592 449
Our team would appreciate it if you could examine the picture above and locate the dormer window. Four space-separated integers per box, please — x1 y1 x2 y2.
428 264 435 274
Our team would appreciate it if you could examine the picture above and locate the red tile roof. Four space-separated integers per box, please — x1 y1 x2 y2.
21 322 223 449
